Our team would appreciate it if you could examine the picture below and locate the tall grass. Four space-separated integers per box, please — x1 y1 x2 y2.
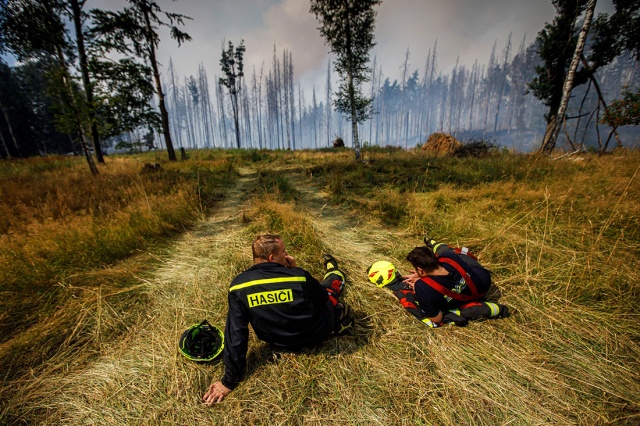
0 155 235 381
1 149 639 425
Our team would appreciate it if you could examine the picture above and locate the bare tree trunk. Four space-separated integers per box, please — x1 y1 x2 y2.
252 67 262 149
216 80 228 147
493 33 511 133
369 56 376 145
168 59 183 149
325 60 332 147
282 51 291 149
375 65 382 145
0 101 20 157
242 80 252 148
541 0 597 154
0 124 11 158
184 77 194 148
400 47 410 147
231 88 241 149
312 87 318 148
55 45 98 175
448 58 458 134
70 0 104 163
288 51 296 150
425 41 437 137
468 61 478 132
298 82 303 148
482 43 497 137
142 2 176 161
198 64 212 148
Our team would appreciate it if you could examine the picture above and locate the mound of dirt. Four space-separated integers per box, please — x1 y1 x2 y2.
422 133 462 154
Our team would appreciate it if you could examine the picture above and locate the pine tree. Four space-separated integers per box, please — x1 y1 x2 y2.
90 0 191 161
219 40 245 149
0 0 98 174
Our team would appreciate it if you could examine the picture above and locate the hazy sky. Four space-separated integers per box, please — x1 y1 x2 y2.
11 0 617 97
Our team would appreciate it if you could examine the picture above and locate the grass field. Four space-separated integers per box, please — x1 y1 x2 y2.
1 148 639 425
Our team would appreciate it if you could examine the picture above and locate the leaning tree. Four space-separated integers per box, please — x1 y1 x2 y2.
530 0 640 153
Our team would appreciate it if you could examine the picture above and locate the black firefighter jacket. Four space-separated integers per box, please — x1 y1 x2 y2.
221 262 332 390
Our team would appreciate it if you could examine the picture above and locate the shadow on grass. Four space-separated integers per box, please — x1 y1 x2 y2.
243 309 375 379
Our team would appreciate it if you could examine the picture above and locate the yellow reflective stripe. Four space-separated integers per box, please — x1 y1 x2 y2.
432 242 445 253
450 309 461 316
486 302 500 317
323 270 345 282
229 276 306 292
421 318 437 328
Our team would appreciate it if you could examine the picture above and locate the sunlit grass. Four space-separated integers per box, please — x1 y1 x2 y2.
1 149 639 425
0 154 236 379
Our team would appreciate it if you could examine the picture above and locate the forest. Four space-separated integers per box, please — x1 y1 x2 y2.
1 1 640 424
0 0 639 162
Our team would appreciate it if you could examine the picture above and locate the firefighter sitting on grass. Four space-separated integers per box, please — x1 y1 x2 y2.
367 237 509 327
203 234 353 405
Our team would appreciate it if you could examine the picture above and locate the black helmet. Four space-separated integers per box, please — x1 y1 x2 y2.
178 320 224 362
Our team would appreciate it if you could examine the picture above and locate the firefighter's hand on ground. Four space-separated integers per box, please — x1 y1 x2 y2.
203 381 231 405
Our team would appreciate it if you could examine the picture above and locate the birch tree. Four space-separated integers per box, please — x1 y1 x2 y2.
310 0 381 160
542 0 597 153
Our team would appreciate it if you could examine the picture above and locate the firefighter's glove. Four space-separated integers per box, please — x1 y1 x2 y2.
334 302 354 335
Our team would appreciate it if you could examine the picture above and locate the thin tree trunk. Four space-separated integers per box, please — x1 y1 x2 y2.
216 80 228 147
312 87 318 148
541 0 597 154
168 59 183 148
70 0 104 163
288 51 296 150
0 101 19 157
56 46 98 175
345 11 360 160
142 2 176 161
282 51 291 149
325 60 332 146
298 82 303 148
493 33 511 133
0 124 11 159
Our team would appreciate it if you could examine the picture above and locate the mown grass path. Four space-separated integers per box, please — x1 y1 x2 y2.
4 161 639 425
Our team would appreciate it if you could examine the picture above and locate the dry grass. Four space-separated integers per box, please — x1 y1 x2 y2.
0 154 235 393
1 150 639 425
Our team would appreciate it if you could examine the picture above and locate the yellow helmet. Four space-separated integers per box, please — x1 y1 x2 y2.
367 260 400 288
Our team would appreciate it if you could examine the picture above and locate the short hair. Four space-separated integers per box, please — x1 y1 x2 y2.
406 246 439 273
252 234 282 260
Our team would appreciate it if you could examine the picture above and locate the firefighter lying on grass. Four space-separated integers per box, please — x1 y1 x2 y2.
367 238 509 327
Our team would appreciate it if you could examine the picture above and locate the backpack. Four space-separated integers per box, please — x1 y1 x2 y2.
422 237 485 302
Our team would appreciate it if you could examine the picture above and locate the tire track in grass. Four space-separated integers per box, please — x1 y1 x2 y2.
13 166 262 425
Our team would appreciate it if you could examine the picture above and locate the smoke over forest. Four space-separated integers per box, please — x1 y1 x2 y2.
151 38 638 153
0 1 638 158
